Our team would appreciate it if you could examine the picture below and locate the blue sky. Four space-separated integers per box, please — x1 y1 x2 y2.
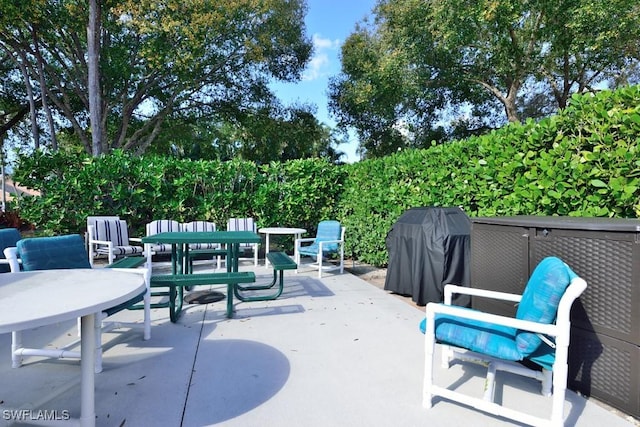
270 0 377 163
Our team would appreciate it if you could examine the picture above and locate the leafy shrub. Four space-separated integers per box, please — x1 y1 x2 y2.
10 85 640 266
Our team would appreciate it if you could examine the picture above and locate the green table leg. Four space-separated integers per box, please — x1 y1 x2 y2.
225 243 239 318
226 282 234 318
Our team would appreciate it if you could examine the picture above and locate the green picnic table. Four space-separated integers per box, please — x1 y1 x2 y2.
141 231 261 320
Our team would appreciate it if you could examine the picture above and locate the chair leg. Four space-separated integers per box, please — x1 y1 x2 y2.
253 243 258 267
541 368 552 396
483 363 497 402
423 313 436 408
551 356 569 426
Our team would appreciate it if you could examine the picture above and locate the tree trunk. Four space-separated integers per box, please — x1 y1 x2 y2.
15 51 40 149
504 80 521 123
32 32 57 150
87 0 102 156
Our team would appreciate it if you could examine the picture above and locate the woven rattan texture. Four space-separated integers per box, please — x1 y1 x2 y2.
470 225 528 316
569 328 639 417
533 232 637 343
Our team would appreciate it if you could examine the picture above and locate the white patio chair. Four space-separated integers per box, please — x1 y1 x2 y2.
422 256 587 427
145 219 181 256
87 218 145 266
183 220 224 270
226 217 259 267
295 220 345 278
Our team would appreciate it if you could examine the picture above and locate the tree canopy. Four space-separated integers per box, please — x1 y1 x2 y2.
329 0 640 158
0 0 343 162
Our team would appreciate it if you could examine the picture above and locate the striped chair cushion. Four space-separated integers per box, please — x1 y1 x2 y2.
95 219 131 246
146 220 181 254
227 218 256 248
146 220 181 235
94 220 144 256
183 221 220 250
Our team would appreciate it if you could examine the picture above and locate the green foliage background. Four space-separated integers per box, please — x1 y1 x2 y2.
12 86 640 266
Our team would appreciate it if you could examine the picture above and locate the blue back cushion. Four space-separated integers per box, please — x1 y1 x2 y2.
18 235 91 271
0 228 21 273
515 256 577 356
315 220 342 252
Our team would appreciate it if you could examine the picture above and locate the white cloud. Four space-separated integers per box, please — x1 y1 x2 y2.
302 53 329 81
302 33 341 81
312 33 340 50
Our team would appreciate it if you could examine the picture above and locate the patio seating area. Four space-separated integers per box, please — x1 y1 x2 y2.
0 260 636 427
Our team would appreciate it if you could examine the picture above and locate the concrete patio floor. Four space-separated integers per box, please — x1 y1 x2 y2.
0 260 637 427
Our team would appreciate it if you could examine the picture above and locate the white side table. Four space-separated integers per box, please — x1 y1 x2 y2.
258 227 306 267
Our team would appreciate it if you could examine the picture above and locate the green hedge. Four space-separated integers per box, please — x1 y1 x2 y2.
12 85 640 266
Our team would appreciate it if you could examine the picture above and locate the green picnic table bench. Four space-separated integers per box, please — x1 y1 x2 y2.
147 251 297 322
234 251 297 302
105 256 146 269
150 271 256 322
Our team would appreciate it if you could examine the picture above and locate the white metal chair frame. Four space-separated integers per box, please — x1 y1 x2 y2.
4 247 151 374
423 277 587 427
87 217 144 266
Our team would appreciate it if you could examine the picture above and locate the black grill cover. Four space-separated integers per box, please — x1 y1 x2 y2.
384 207 471 306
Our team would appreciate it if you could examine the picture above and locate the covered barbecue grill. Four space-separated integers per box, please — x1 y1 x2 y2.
384 207 471 306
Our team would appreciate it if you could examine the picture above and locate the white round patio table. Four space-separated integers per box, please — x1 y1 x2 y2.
258 227 306 267
0 269 146 427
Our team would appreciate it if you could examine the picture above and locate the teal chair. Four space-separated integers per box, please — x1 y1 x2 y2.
422 257 587 427
295 220 345 278
0 228 21 273
6 234 150 373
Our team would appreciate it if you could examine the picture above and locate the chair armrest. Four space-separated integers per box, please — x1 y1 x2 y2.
2 247 21 272
318 239 344 247
426 303 559 337
443 284 522 305
88 238 113 246
129 237 143 243
295 237 317 246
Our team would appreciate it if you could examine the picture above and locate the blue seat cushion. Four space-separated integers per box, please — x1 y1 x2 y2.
18 234 91 271
419 256 578 367
515 257 577 356
420 309 523 361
